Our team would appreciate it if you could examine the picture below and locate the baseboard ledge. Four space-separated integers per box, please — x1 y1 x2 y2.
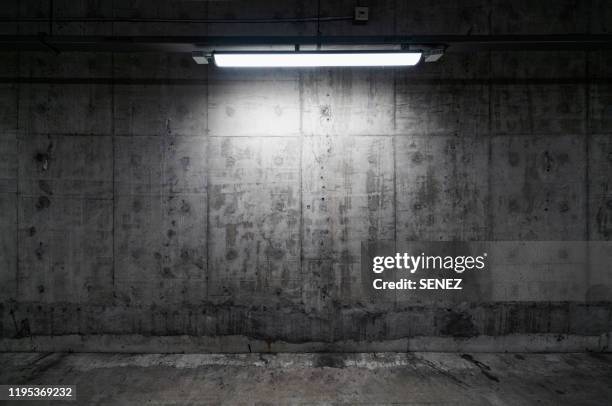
1 333 610 353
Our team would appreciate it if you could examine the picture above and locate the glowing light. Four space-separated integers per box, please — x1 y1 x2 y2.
213 51 422 68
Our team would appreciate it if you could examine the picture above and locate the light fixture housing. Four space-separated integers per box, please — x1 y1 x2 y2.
210 50 422 68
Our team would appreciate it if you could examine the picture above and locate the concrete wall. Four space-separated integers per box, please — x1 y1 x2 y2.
0 0 611 352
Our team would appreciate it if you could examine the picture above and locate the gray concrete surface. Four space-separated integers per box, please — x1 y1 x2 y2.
1 352 612 405
0 0 611 351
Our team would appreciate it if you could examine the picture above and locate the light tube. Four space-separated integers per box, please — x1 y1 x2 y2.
213 51 421 67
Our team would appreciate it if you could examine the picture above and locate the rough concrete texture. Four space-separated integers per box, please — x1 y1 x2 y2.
0 0 611 351
2 352 612 405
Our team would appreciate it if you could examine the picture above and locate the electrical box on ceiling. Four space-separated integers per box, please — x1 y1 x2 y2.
354 7 369 22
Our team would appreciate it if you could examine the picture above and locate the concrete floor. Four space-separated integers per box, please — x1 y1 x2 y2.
1 352 611 405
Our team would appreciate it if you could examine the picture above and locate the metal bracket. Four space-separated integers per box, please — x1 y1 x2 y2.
191 51 212 64
406 44 446 62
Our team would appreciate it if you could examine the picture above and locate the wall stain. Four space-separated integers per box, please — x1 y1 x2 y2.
439 310 478 337
35 196 51 210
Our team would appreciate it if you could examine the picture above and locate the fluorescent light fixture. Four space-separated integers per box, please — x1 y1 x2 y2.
212 51 421 68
